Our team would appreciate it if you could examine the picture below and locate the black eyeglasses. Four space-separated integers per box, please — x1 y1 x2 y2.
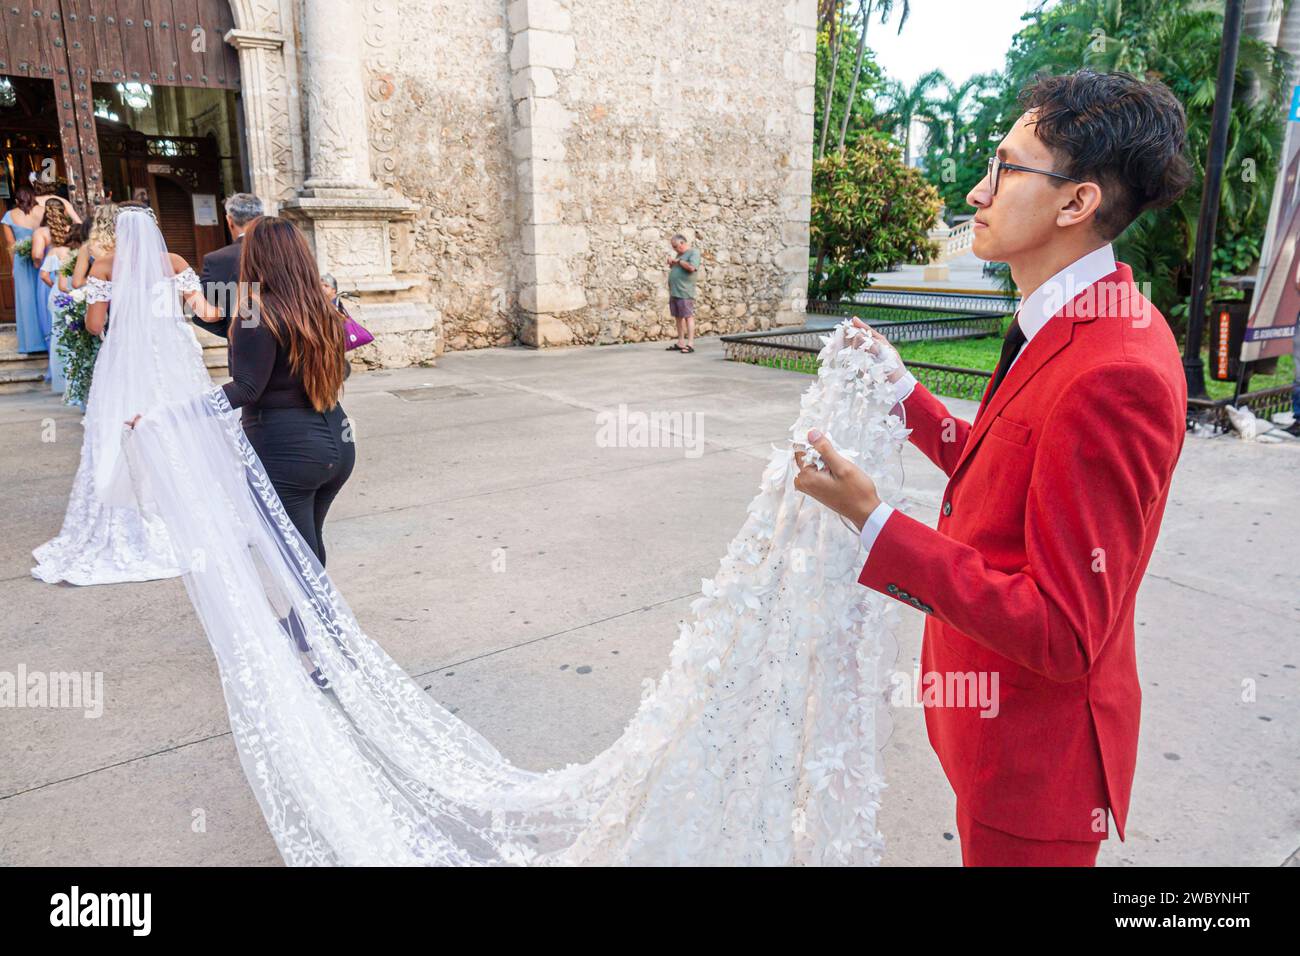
987 155 1084 196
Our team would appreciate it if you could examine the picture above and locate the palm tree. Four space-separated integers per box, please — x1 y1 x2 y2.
834 0 912 153
816 0 848 159
927 72 1001 158
831 3 870 156
877 69 946 166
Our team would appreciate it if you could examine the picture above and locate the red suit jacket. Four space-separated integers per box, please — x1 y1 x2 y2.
860 262 1187 842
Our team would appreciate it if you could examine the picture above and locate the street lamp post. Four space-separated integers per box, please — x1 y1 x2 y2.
1183 0 1245 399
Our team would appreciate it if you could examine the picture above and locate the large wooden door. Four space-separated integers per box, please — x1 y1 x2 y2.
1 3 96 209
2 1 240 212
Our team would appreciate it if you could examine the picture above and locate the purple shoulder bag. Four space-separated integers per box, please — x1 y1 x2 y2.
335 297 374 351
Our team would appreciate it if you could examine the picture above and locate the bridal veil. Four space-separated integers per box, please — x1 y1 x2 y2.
125 318 909 865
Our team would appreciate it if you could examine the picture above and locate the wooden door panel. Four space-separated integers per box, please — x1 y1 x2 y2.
114 0 154 86
3 1 243 214
140 0 178 87
0 7 12 72
85 0 129 85
5 5 47 76
2 6 92 210
199 0 236 88
168 0 205 86
152 173 195 263
57 0 99 206
7 2 238 89
31 1 66 72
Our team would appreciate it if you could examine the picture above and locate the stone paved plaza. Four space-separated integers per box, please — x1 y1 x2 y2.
1 336 1298 866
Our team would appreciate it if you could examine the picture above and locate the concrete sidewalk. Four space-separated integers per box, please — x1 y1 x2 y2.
1 335 1297 866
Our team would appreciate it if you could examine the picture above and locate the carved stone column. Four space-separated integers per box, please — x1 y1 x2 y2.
279 0 441 365
224 28 294 210
298 0 376 192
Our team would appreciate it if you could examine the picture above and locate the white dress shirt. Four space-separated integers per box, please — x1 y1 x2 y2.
857 243 1117 551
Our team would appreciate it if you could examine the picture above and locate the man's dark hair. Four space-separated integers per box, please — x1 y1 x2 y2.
1019 70 1193 240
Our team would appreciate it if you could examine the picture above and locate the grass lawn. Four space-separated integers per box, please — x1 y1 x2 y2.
757 317 1295 403
896 333 1005 373
895 331 1294 401
756 355 818 375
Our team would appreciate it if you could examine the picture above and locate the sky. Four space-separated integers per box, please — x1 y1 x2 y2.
868 0 1040 89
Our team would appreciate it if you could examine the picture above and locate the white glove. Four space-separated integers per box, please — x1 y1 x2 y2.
849 319 906 384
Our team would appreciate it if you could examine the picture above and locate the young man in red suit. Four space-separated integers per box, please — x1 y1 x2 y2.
795 70 1193 866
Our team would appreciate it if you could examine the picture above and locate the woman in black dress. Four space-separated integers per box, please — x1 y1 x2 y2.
181 218 356 683
223 217 354 563
186 216 356 566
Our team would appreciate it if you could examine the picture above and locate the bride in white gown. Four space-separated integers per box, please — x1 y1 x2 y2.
76 207 914 864
31 205 210 586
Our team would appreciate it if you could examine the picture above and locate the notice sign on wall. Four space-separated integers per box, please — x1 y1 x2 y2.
192 194 219 227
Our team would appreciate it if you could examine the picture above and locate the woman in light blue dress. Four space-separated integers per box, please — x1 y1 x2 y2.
39 252 65 392
2 186 46 354
33 198 79 399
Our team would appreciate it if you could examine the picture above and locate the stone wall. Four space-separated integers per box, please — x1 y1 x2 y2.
362 0 521 353
231 0 814 357
505 0 815 347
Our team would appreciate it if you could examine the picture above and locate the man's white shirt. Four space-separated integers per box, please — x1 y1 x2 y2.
857 243 1117 551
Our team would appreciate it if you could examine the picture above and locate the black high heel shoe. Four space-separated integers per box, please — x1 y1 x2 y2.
309 667 330 689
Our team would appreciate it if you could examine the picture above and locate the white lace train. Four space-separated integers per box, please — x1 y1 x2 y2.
124 321 910 865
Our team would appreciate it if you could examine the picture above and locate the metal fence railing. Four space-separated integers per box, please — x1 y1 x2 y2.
1187 385 1294 433
723 324 1293 425
805 297 1007 342
719 329 822 367
879 315 1003 342
847 288 1017 315
906 362 993 402
721 326 998 402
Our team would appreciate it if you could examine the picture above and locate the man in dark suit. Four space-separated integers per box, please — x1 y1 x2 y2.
193 192 263 338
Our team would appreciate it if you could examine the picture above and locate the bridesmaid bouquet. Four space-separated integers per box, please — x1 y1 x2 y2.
11 237 32 260
52 276 98 407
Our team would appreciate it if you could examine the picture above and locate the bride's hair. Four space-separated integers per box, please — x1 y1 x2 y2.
87 202 119 256
116 199 157 221
238 216 347 412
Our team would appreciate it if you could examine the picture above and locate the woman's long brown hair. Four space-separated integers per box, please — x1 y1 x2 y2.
238 216 347 412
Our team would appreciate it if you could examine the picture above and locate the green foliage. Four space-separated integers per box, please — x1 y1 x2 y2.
914 0 1289 335
918 72 1014 214
51 282 100 408
874 70 948 168
57 324 101 408
814 23 887 155
1214 232 1262 277
810 136 941 301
